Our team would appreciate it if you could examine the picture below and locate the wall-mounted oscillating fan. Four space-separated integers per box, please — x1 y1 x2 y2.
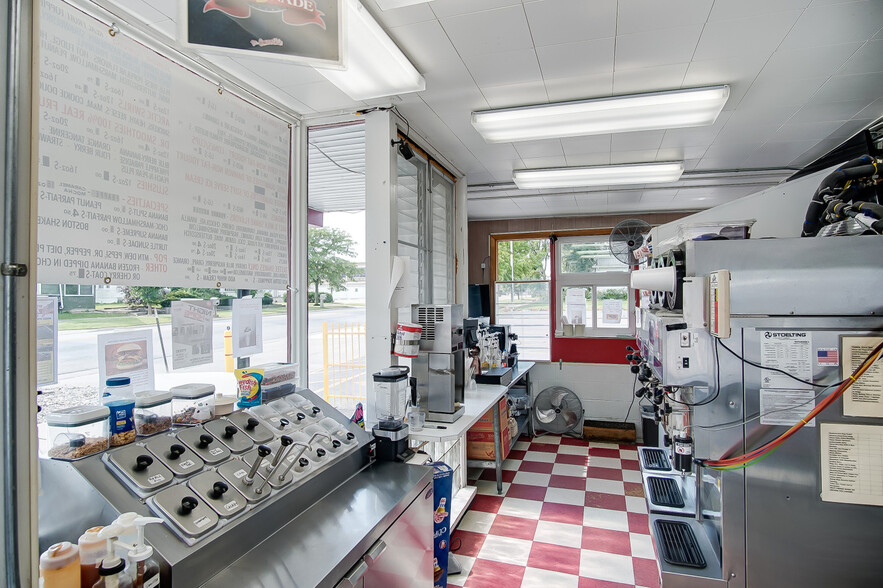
533 386 584 438
609 219 651 264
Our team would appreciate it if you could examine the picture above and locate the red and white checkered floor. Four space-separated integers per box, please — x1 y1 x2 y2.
449 435 660 588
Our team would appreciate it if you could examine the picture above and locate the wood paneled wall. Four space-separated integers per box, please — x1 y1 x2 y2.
467 212 692 284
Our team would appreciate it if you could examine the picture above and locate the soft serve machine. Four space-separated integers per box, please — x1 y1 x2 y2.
39 387 434 587
629 235 883 587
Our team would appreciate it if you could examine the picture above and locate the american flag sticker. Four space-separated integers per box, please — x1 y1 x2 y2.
817 348 839 366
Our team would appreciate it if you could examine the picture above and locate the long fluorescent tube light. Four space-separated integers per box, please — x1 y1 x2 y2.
318 0 425 100
473 86 729 143
513 162 685 190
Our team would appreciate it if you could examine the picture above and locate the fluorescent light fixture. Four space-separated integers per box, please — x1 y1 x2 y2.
513 162 685 190
318 0 425 101
472 86 729 143
376 0 433 9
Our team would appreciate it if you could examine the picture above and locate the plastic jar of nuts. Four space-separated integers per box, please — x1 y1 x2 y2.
46 405 110 460
102 376 136 447
134 390 172 436
169 383 215 425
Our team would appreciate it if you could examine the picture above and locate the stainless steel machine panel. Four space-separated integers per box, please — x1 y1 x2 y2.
412 304 464 352
105 444 175 495
227 411 275 444
145 435 206 477
186 470 248 518
175 427 232 464
202 418 254 454
412 349 465 415
150 484 219 539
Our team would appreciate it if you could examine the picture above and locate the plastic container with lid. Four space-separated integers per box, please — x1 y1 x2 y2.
104 377 136 447
47 405 110 460
170 383 215 425
254 363 297 402
78 526 106 587
40 541 80 588
134 390 172 436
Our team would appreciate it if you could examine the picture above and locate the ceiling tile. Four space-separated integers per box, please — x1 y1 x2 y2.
741 140 817 168
639 189 678 203
759 42 861 80
561 134 612 155
790 99 868 123
778 1 883 50
616 0 713 35
536 38 615 79
656 146 708 161
524 0 617 47
682 54 770 110
440 5 533 57
708 0 810 21
813 73 883 104
700 142 761 166
610 131 665 152
564 152 612 167
430 0 523 19
480 81 549 108
612 63 689 94
544 73 613 102
368 1 437 27
463 49 542 86
737 75 828 110
520 156 566 169
693 10 803 61
614 24 704 69
658 111 732 148
837 39 883 75
855 98 883 119
233 56 325 87
714 107 798 144
389 20 465 76
611 150 658 164
149 18 175 39
771 120 848 142
514 139 565 159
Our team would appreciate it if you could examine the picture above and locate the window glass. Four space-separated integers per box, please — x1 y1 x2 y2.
496 239 549 281
64 284 79 296
560 241 627 273
597 286 629 329
495 282 550 360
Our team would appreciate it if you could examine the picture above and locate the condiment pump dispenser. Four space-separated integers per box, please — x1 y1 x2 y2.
126 517 162 588
93 524 133 588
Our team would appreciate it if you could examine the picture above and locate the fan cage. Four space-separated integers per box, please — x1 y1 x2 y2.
533 386 584 438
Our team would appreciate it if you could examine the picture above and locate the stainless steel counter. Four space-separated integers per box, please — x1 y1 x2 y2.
204 461 433 588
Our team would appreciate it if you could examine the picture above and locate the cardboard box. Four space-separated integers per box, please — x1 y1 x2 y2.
467 399 510 460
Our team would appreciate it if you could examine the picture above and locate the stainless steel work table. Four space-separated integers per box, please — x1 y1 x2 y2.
409 362 534 528
203 460 433 588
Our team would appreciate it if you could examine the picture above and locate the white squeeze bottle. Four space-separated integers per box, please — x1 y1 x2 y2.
93 524 133 588
125 517 163 588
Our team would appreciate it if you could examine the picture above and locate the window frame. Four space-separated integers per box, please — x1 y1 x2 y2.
555 234 634 338
490 234 552 362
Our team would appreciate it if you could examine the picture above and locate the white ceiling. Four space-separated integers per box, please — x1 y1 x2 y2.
100 0 883 220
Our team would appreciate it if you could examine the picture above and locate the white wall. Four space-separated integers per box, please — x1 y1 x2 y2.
652 164 839 247
530 362 646 441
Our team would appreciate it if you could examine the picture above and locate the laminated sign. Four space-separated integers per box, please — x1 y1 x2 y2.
180 0 344 68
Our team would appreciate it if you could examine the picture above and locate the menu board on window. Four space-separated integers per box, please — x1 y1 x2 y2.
36 0 290 290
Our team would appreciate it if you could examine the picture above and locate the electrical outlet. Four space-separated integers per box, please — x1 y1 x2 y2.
480 262 486 269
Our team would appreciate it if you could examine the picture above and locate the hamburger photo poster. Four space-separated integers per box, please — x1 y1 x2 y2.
97 329 155 392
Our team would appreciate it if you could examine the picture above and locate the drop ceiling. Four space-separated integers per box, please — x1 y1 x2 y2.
94 0 883 220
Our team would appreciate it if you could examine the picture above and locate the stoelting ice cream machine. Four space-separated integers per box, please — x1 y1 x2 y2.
629 236 883 587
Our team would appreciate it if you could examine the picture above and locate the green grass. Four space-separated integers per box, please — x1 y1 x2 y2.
57 304 289 331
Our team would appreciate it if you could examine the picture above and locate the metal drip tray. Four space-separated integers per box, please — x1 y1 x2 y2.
642 472 721 517
648 476 685 508
639 447 672 472
655 519 707 568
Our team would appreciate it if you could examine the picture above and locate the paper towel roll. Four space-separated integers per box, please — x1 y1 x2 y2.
631 266 677 292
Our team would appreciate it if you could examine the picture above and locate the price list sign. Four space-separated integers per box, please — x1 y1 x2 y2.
36 0 291 290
